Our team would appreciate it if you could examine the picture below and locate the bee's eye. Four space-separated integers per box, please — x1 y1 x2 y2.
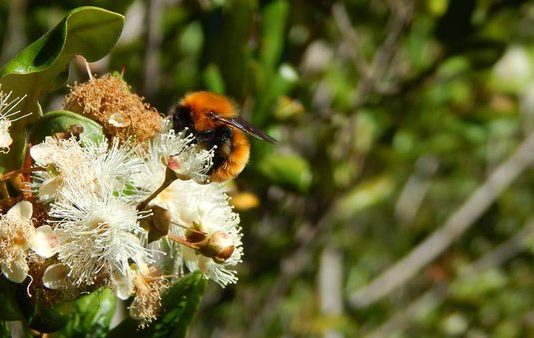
208 111 217 119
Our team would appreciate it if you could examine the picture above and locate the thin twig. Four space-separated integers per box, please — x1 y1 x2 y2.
349 130 534 309
319 247 344 338
366 220 534 338
395 155 439 225
353 0 414 107
332 3 371 79
0 166 47 182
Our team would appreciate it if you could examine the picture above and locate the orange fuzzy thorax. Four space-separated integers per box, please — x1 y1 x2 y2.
180 91 238 132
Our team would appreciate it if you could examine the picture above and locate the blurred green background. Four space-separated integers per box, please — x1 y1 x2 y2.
3 0 534 337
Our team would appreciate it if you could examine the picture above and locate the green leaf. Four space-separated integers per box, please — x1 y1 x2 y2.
30 110 105 145
202 64 226 94
0 321 10 337
260 0 289 70
14 280 68 333
28 306 69 334
253 63 298 125
251 0 292 126
107 272 207 338
0 130 27 177
258 153 312 193
0 6 124 120
51 289 116 338
0 277 24 320
0 6 123 173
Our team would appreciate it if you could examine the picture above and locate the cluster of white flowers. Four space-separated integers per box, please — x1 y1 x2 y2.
0 121 243 325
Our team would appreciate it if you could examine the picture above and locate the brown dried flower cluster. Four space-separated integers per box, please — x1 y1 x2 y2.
63 74 162 143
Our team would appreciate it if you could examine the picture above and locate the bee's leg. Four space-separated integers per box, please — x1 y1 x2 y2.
196 126 232 144
196 129 220 144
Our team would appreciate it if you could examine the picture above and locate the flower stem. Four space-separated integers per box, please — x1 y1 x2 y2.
0 181 9 199
0 166 47 182
137 167 175 211
167 232 200 250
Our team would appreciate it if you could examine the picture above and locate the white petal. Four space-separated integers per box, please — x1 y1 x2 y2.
111 270 133 300
108 112 130 127
29 138 54 163
0 129 13 149
38 176 63 201
30 225 58 258
43 263 70 289
2 257 29 283
7 200 33 220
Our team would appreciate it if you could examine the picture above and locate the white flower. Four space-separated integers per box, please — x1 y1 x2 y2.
133 126 213 199
0 201 58 283
152 180 243 287
30 137 143 202
47 179 152 287
0 89 28 153
84 138 144 200
30 137 90 201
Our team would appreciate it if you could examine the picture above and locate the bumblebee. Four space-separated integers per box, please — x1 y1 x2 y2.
172 91 276 182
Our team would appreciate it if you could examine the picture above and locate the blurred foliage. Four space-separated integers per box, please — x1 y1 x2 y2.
3 0 534 337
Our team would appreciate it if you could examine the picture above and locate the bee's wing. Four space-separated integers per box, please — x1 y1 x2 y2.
215 115 277 143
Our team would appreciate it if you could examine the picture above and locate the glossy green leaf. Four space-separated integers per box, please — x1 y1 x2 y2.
258 153 312 193
51 289 116 338
30 110 105 145
107 272 207 338
0 6 124 120
0 6 123 173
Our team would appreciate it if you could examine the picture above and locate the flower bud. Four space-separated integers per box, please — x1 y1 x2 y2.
147 205 171 243
197 231 235 263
